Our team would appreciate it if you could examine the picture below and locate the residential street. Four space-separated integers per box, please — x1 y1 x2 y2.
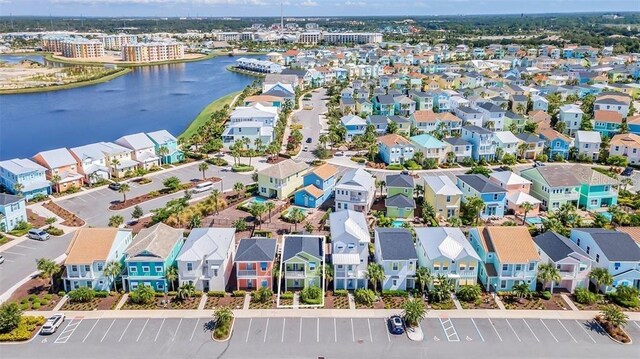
294 87 328 162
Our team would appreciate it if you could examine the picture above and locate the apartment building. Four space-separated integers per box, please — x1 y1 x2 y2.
99 34 138 50
61 38 105 58
122 42 185 62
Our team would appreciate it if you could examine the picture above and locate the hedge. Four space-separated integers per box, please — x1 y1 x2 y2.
94 291 109 298
333 290 348 297
381 290 409 298
232 290 246 297
231 164 254 172
539 291 552 300
0 316 45 342
387 164 403 170
208 291 226 297
302 298 323 305
280 291 294 300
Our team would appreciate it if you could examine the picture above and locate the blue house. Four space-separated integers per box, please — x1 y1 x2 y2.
0 158 51 200
461 126 496 162
456 174 507 219
146 130 184 165
294 164 338 208
340 115 367 142
538 127 571 160
378 134 415 165
0 193 27 232
372 95 396 116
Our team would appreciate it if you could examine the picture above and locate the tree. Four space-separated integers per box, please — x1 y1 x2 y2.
129 284 156 304
619 177 633 193
108 215 124 227
0 303 22 334
265 201 276 223
210 189 221 214
386 121 399 134
118 183 131 203
163 176 181 192
537 263 561 293
198 162 209 180
365 263 385 293
131 205 144 222
233 218 248 231
589 268 614 293
12 183 24 196
157 146 170 165
600 305 628 329
414 267 432 294
213 307 233 326
50 174 61 193
494 147 504 161
289 208 305 231
304 221 314 233
103 261 122 292
517 142 529 160
466 196 486 225
512 282 533 301
375 179 386 200
520 201 534 225
233 182 245 197
402 298 426 327
316 264 333 290
555 121 567 135
36 257 60 293
190 214 201 229
165 266 178 292
456 284 482 302
248 202 267 229
446 151 456 164
176 283 196 300
109 158 121 178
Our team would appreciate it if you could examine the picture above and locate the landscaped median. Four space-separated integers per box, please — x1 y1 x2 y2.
212 307 234 341
0 302 45 342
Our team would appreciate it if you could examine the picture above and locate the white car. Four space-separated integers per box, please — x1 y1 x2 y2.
41 314 65 335
0 255 4 264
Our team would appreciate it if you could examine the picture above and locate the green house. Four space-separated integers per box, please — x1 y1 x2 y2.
282 235 324 291
571 165 618 211
385 174 416 219
520 166 580 211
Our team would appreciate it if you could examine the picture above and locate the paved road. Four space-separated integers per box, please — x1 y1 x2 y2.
295 88 328 163
0 233 73 298
4 316 639 359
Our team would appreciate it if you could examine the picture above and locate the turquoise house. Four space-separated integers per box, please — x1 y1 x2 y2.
0 158 51 200
538 127 571 160
571 165 618 211
456 175 507 219
123 223 184 292
146 130 184 165
294 164 338 208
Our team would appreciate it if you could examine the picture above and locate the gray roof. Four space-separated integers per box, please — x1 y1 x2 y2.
177 228 235 262
462 125 492 135
146 130 177 145
376 228 417 261
336 168 374 191
235 238 276 262
533 231 589 262
257 159 307 179
282 235 323 261
444 137 471 146
34 148 76 169
573 229 640 262
115 133 155 150
457 174 506 194
0 158 46 175
375 95 395 105
264 74 298 85
386 174 414 188
0 193 24 205
367 115 389 126
478 102 505 113
415 227 480 261
532 167 581 187
125 223 184 260
570 165 617 186
457 106 481 114
516 133 542 143
385 193 416 208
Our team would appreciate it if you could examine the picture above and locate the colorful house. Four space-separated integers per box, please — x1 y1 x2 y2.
461 126 496 162
385 174 415 219
558 104 583 136
294 164 338 208
377 134 415 165
146 130 184 165
176 227 236 292
423 175 462 219
520 166 580 211
235 238 277 290
538 127 571 160
257 159 308 200
115 133 161 170
281 235 325 291
0 194 27 232
533 231 592 293
122 223 184 292
593 110 623 138
0 158 51 200
32 148 83 193
409 134 446 164
468 226 540 292
340 115 367 142
515 133 545 160
609 133 640 165
374 228 417 291
574 131 601 161
331 210 370 291
334 168 376 213
489 171 540 217
571 165 618 211
456 174 507 219
69 143 111 184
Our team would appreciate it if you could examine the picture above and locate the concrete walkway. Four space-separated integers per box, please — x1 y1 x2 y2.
197 295 208 310
493 293 507 310
52 295 68 311
242 293 251 310
114 294 128 310
561 293 580 311
348 293 356 310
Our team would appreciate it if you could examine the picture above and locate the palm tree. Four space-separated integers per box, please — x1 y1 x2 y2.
414 267 432 295
157 146 170 165
36 258 61 293
365 263 385 293
517 142 529 160
376 180 386 200
265 201 276 223
176 283 196 300
289 207 305 231
520 201 534 225
537 263 561 294
467 195 485 225
165 266 178 292
494 147 504 161
402 298 427 327
109 158 121 178
118 183 131 203
104 261 122 292
600 305 628 329
197 162 209 180
233 182 245 197
213 307 234 326
555 121 567 135
108 215 124 227
319 134 329 149
512 282 533 302
446 151 456 164
620 177 633 193
589 268 614 293
12 183 24 195
50 174 61 193
447 216 462 227
316 264 333 290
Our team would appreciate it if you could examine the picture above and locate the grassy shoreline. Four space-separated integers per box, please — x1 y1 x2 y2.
179 90 242 140
0 67 132 95
226 65 266 78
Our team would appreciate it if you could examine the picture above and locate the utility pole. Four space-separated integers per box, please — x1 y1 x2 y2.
280 0 284 45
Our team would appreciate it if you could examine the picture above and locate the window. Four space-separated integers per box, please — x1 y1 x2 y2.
502 264 508 271
347 244 355 249
586 246 590 254
500 280 507 289
142 266 150 273
84 265 90 272
71 265 78 272
446 196 451 202
309 263 316 271
596 254 600 263
392 279 397 286
614 262 620 270
515 264 522 271
433 263 440 271
529 263 535 271
155 266 163 273
469 265 475 271
493 194 499 200
392 262 399 271
129 266 137 273
213 268 219 277
157 283 164 290
187 263 193 271
97 263 103 271
260 262 268 271
577 239 580 246
337 265 343 269
442 264 449 271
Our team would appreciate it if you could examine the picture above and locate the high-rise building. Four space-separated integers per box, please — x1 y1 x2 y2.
121 42 185 63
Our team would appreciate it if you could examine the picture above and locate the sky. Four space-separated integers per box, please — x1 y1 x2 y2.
0 0 638 18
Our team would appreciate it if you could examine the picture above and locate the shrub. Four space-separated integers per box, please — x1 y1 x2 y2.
540 291 552 300
611 285 640 308
68 287 95 303
40 299 49 306
148 191 160 197
354 288 376 306
350 156 366 164
231 164 254 172
575 287 597 305
154 292 165 298
31 303 40 310
386 164 403 170
19 303 30 311
57 291 66 297
0 316 45 342
280 291 294 300
0 303 23 333
28 295 37 302
94 291 109 298
194 291 203 297
300 286 322 304
232 290 246 298
206 158 229 167
381 290 409 298
333 290 348 297
404 160 421 170
43 294 53 301
129 285 156 305
456 284 482 302
252 287 273 303
208 291 226 298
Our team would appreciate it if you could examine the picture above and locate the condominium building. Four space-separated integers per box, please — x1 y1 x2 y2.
61 39 105 58
121 42 185 62
298 32 321 45
235 57 282 73
41 35 72 52
322 32 383 44
99 34 138 50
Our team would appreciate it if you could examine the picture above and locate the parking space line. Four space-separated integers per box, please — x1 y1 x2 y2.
82 319 100 343
558 320 577 343
154 319 165 342
281 318 286 343
523 319 540 342
136 319 149 342
299 318 302 343
505 319 521 342
246 318 253 343
334 319 337 343
470 319 484 342
488 319 503 342
101 319 116 342
439 317 459 342
189 319 200 342
54 319 83 344
634 321 640 330
575 320 596 343
2 251 24 256
118 319 132 342
368 319 373 342
14 244 37 250
384 319 390 342
317 318 320 343
172 319 182 341
351 319 355 342
540 320 558 343
263 318 269 343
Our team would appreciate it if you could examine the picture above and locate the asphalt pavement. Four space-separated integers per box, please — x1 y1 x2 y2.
295 87 328 163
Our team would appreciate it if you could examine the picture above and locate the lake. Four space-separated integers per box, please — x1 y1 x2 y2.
0 54 256 160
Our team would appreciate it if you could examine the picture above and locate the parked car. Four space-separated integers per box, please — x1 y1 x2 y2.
28 229 50 241
306 137 312 144
192 181 214 193
303 104 314 110
41 314 65 335
0 255 4 264
621 167 634 176
388 315 404 335
108 182 121 191
533 161 545 168
303 146 309 152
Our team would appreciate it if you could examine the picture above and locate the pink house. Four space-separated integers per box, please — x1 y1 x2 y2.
33 148 84 193
489 171 541 218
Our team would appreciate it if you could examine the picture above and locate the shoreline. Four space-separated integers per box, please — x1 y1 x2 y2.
0 67 132 95
179 90 242 140
43 51 218 68
225 65 267 78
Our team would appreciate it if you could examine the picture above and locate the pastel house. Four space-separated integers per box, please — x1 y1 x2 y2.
609 133 640 165
281 235 325 291
222 103 278 148
468 226 540 292
0 194 27 232
385 174 415 219
573 131 601 161
176 227 236 292
409 134 446 164
423 175 462 219
461 126 496 162
489 171 540 217
0 158 51 200
558 104 583 136
443 137 472 163
456 174 507 219
538 127 571 160
122 223 184 292
62 228 134 291
294 164 338 208
32 148 83 193
520 166 580 211
146 130 184 164
570 165 618 211
334 168 376 213
69 143 111 184
377 133 415 165
593 110 623 138
341 114 367 142
515 133 545 160
331 210 370 290
374 228 417 291
115 133 161 170
235 238 277 290
257 159 308 200
533 231 592 292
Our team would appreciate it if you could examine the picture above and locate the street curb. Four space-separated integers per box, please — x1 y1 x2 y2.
211 317 234 342
0 254 66 304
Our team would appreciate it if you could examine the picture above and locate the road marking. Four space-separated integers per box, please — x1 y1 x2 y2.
101 319 116 342
54 319 83 344
246 318 253 342
154 318 165 342
540 319 558 343
334 319 337 343
299 318 302 343
471 318 484 342
523 319 540 342
136 319 149 342
172 319 182 341
439 317 460 342
281 318 286 343
264 318 270 343
635 321 640 330
2 251 24 256
384 318 390 342
368 319 373 342
558 320 577 343
82 319 100 343
488 319 503 342
575 320 596 343
118 319 133 342
505 319 521 342
317 318 320 343
14 244 37 250
189 319 200 342
351 318 355 342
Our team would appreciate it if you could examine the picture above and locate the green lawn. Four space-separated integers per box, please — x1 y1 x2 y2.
179 91 241 140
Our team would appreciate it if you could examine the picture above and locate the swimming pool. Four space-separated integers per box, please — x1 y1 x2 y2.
600 212 613 221
239 196 270 211
526 217 543 225
392 220 405 228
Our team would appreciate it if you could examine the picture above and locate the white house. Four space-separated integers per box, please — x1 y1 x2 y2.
492 131 520 158
331 210 370 290
533 231 592 293
69 143 111 184
374 228 417 291
334 168 375 213
223 103 278 148
115 133 161 170
559 104 584 136
574 130 601 161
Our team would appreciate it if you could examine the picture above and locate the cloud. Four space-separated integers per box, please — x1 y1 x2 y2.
300 0 317 6
51 0 268 4
344 1 366 5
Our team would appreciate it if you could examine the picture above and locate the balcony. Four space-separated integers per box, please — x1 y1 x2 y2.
285 270 306 278
349 196 366 203
560 270 576 279
237 269 257 277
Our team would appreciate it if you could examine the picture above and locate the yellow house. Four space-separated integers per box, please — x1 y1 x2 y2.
423 175 463 219
257 159 308 200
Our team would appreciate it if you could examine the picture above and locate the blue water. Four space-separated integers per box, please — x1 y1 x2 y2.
601 212 613 221
526 217 543 225
245 196 269 205
0 54 44 64
0 54 257 160
392 220 405 228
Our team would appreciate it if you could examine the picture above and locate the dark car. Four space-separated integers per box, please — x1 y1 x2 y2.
388 315 404 335
533 161 545 168
108 182 121 191
306 137 312 144
621 167 634 176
